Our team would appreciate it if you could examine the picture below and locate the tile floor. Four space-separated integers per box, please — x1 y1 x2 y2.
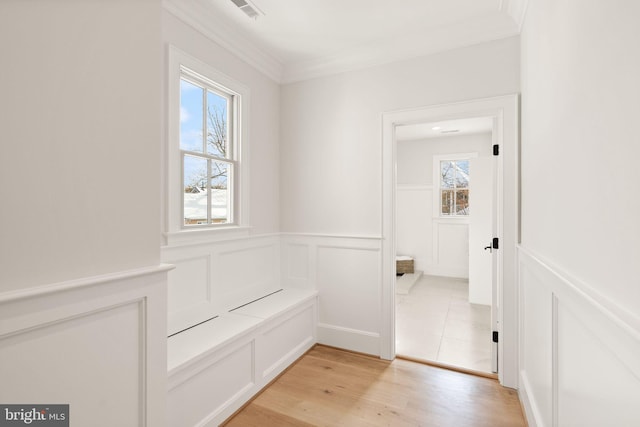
396 274 493 373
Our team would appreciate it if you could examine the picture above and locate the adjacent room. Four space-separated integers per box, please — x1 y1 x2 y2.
395 117 496 375
1 1 639 426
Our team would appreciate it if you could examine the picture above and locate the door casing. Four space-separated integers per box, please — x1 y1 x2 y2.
381 94 519 388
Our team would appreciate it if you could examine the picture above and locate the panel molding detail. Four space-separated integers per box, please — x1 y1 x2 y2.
518 246 640 427
281 233 383 356
162 235 281 335
0 266 169 427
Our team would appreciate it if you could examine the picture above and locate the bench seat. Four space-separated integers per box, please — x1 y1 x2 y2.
167 287 318 427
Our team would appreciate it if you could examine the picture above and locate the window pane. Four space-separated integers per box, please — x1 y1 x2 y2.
210 162 230 223
441 190 454 215
456 189 469 215
207 90 229 158
180 79 204 152
455 160 469 188
183 155 208 225
441 161 455 188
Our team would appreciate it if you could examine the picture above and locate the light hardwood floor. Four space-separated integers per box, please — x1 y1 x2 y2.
224 345 526 426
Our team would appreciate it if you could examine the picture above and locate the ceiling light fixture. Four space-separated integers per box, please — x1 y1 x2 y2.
431 126 441 130
230 0 264 20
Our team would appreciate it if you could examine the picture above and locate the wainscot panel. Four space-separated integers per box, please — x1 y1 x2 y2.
0 265 171 427
167 288 318 426
432 221 469 278
518 246 640 427
281 234 382 356
168 341 255 427
162 234 281 335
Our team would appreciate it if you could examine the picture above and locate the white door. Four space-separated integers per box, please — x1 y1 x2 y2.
468 157 493 305
468 156 497 372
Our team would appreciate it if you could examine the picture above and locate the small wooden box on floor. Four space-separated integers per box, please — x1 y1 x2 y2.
396 257 414 274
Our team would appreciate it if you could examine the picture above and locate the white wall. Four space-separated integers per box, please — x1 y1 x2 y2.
161 11 283 335
0 2 168 425
281 37 519 236
0 0 162 291
397 133 492 277
281 37 519 354
162 11 281 237
397 133 492 186
519 1 640 425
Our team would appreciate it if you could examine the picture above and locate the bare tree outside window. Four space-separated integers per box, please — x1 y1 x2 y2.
180 74 235 226
440 159 469 216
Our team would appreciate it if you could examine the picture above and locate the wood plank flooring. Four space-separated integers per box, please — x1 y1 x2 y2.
224 345 526 426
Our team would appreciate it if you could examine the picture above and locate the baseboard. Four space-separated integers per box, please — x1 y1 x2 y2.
518 370 543 427
317 323 380 356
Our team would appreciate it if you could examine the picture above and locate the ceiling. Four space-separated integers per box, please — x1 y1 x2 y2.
164 0 527 83
396 117 494 142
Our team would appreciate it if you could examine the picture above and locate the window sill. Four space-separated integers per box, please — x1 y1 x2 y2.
163 225 252 247
433 216 471 224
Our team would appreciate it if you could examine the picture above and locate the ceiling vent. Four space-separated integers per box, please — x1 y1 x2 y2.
230 0 264 19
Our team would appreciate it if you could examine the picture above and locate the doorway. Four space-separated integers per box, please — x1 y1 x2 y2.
381 95 520 388
393 118 496 374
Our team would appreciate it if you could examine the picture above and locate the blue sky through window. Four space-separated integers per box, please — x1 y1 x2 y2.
181 78 229 192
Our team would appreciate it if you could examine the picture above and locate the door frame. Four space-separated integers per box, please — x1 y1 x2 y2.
381 94 519 388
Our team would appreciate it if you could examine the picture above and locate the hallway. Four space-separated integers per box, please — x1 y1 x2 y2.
225 345 525 426
396 275 492 374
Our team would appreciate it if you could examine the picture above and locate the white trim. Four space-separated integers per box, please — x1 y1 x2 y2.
518 371 543 427
317 323 381 355
163 1 522 85
382 94 519 388
167 45 251 244
397 184 434 192
518 245 640 427
281 29 520 84
163 0 283 83
0 264 173 304
433 152 477 218
517 245 640 345
279 232 383 241
0 267 169 427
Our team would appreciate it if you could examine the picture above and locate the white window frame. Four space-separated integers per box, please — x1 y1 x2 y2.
432 153 477 220
166 46 250 243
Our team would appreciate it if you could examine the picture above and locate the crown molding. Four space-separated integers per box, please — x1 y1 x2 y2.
163 0 524 85
162 0 284 83
282 19 520 84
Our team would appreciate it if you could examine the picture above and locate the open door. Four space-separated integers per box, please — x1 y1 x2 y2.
468 156 497 372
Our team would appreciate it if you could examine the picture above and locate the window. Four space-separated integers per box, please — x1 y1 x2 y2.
180 70 236 226
440 159 470 216
167 46 249 238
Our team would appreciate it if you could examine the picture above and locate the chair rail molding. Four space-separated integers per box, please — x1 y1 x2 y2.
0 265 171 427
518 245 640 427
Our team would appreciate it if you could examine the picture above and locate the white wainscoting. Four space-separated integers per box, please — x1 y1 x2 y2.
281 233 382 356
162 234 281 335
431 219 469 278
0 265 171 427
518 246 640 427
164 233 318 426
167 289 317 427
396 185 469 279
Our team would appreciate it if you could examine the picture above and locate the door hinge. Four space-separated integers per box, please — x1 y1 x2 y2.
492 237 499 249
493 144 500 156
492 331 499 343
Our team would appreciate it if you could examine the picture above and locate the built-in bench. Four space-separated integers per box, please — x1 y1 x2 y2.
167 287 318 427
